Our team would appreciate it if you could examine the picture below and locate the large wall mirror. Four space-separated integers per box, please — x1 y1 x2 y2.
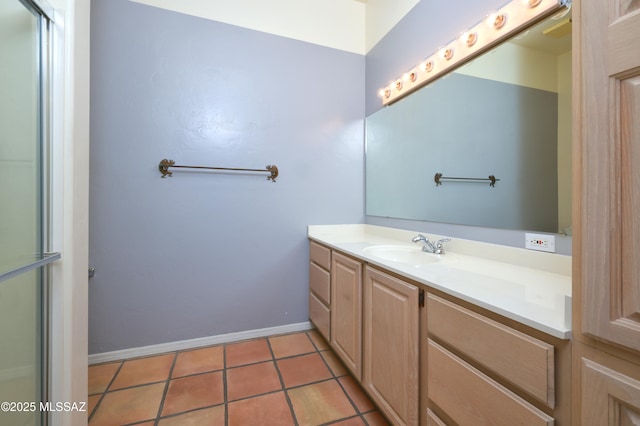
366 7 572 235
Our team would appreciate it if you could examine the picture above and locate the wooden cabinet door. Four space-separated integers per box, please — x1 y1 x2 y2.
579 345 640 425
330 251 362 379
579 0 640 351
363 266 419 426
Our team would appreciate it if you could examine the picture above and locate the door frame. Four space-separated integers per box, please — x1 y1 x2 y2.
46 0 90 425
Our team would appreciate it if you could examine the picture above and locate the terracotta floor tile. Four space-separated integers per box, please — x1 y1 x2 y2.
225 338 272 368
161 371 224 416
87 394 102 418
307 329 330 351
287 380 357 426
88 334 383 426
333 417 367 426
277 353 332 388
339 375 375 413
172 346 224 378
227 361 282 401
88 362 121 394
363 411 391 425
158 405 225 426
320 350 348 377
228 391 294 426
269 333 315 358
110 354 174 390
88 383 164 426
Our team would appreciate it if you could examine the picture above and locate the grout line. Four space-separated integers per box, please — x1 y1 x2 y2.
87 361 124 423
153 403 225 424
223 343 229 426
155 352 178 421
267 336 300 426
102 361 124 394
322 414 367 425
87 393 105 424
335 374 364 416
317 351 340 379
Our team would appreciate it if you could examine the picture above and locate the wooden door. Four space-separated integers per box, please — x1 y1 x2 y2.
579 0 640 351
363 266 419 426
330 251 362 379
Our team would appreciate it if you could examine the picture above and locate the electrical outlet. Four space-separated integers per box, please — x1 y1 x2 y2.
525 233 556 253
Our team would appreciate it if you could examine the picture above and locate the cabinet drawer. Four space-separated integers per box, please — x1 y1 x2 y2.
310 241 331 270
427 294 555 407
309 292 330 341
428 340 554 426
310 261 330 305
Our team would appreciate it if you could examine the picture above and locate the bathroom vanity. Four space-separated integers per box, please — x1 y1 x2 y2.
308 224 571 425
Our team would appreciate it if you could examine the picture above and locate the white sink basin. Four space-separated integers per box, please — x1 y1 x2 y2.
363 245 442 267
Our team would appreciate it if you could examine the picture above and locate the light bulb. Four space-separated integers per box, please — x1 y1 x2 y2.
462 31 478 47
441 48 454 60
493 13 507 29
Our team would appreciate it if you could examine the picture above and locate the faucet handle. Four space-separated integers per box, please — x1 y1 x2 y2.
436 238 451 247
435 238 451 253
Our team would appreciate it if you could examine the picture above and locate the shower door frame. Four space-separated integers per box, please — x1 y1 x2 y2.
0 1 58 424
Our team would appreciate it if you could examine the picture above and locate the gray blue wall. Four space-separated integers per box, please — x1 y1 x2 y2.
89 0 364 354
90 0 570 354
365 0 572 254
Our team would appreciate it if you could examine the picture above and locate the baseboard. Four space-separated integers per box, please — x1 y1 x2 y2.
88 321 313 365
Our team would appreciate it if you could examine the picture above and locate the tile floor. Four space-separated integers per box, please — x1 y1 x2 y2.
88 330 390 426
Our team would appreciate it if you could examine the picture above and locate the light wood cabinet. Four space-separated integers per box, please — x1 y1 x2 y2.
330 251 363 379
578 0 640 354
363 266 420 426
427 293 555 408
428 339 554 426
575 344 640 426
574 0 640 423
309 241 331 341
425 292 570 425
308 242 421 424
308 242 569 425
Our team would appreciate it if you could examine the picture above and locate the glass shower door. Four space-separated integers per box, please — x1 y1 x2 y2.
0 1 56 425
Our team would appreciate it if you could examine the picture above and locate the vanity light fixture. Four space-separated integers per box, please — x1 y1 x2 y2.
377 0 568 106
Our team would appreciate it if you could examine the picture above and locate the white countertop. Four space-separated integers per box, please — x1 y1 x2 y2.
308 224 572 339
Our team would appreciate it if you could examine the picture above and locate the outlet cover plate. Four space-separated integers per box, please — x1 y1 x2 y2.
525 233 556 253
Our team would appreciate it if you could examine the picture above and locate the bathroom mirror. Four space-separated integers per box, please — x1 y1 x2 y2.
366 10 572 234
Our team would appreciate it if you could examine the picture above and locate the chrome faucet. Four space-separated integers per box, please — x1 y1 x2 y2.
412 234 451 254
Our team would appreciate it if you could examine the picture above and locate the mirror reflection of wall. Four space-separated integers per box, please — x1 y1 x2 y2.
366 11 572 235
